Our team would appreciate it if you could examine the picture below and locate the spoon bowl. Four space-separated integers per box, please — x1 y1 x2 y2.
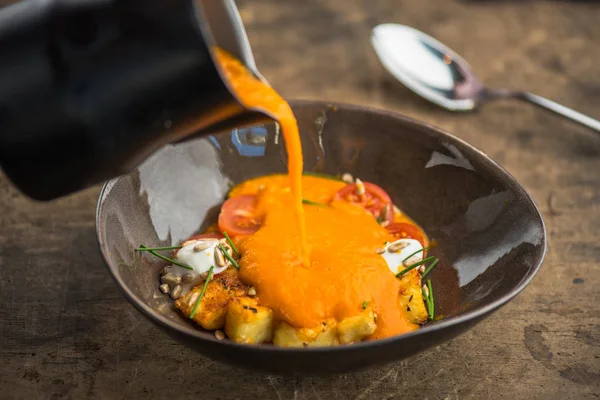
372 24 480 111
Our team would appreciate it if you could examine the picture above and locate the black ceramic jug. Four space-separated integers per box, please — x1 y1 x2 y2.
0 0 270 200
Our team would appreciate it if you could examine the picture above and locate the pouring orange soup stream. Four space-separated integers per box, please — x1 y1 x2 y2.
214 48 419 338
214 48 309 267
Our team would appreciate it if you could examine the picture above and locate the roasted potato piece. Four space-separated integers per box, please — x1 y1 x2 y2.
225 297 274 344
174 268 249 330
398 269 428 324
273 319 338 347
337 308 377 344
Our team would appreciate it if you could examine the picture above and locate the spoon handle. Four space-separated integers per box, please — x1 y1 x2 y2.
517 92 600 132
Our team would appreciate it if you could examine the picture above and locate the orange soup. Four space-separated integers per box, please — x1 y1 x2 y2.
143 49 437 346
226 174 427 339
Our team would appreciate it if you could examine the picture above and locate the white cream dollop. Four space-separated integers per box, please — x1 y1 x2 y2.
172 239 228 276
380 238 423 275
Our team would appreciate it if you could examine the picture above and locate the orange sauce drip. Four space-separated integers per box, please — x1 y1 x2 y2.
214 48 309 267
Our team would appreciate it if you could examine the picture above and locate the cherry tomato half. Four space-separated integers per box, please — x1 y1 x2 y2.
385 223 425 247
333 181 393 223
172 233 224 256
218 195 262 237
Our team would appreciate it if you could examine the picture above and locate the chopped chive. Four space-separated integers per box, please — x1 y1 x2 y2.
420 257 440 280
401 246 430 263
427 279 434 320
376 216 383 224
422 285 432 315
138 244 193 270
395 256 436 278
218 243 240 270
222 231 240 258
189 265 214 319
362 301 368 309
302 198 328 206
135 245 182 251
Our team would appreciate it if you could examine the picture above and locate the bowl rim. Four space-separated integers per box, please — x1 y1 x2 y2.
96 99 547 353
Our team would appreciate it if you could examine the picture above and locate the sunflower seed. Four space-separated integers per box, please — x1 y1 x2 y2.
422 284 429 298
355 178 365 196
218 240 232 254
403 255 421 266
182 273 197 284
159 284 170 294
170 284 183 300
418 265 426 274
160 266 172 276
215 330 225 340
187 291 200 307
215 247 226 267
161 273 181 286
193 241 212 252
248 287 257 296
341 173 353 184
389 241 410 253
376 248 386 255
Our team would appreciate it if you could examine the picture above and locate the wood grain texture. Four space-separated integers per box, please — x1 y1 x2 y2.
1 0 600 398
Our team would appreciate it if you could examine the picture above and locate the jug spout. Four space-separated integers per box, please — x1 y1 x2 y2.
0 0 271 200
186 0 273 138
197 0 267 84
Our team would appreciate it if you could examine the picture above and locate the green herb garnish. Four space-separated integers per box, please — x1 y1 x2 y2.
420 258 440 280
138 244 193 270
401 246 430 263
135 245 182 251
302 198 328 206
426 279 434 320
376 216 383 224
222 231 240 258
362 301 368 309
218 243 240 270
422 285 431 317
396 256 436 277
189 265 214 319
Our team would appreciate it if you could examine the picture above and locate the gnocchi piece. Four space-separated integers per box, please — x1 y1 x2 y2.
398 269 428 324
174 268 249 330
273 319 338 348
337 307 377 344
225 297 274 344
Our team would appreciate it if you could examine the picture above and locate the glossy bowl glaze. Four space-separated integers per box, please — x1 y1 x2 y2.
96 101 546 374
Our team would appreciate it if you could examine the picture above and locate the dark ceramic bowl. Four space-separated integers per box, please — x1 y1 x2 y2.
96 101 546 374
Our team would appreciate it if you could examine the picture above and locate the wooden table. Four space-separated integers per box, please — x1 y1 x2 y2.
2 0 600 398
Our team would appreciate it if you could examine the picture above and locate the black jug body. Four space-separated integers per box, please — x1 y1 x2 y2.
0 0 268 200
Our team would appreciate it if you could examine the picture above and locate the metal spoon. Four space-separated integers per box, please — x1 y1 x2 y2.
371 24 600 132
